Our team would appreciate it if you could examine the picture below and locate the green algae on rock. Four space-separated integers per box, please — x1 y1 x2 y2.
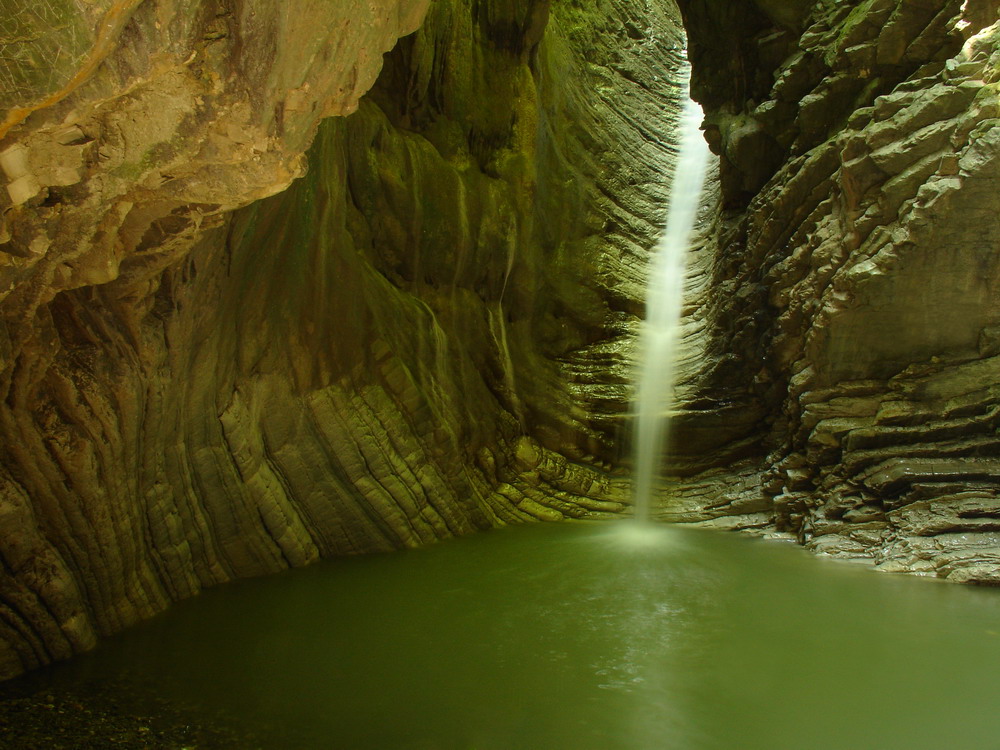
0 0 684 681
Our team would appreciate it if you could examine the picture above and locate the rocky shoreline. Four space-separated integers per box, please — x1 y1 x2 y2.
0 674 259 750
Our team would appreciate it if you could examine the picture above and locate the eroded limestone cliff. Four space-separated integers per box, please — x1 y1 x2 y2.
0 0 687 680
671 0 1000 583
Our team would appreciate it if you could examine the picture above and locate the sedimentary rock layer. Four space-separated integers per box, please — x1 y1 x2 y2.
0 0 428 681
673 0 1000 582
0 0 684 680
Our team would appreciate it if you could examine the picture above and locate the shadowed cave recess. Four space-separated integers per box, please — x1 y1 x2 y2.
1 0 1000 684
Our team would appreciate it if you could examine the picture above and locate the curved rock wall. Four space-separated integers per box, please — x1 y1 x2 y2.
0 0 686 680
673 0 1000 582
0 0 430 682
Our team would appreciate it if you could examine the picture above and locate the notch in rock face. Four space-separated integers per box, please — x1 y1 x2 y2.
0 130 90 208
0 143 41 206
751 0 814 31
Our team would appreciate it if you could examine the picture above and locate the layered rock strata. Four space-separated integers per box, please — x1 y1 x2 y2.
672 0 1000 582
0 0 685 680
0 0 430 681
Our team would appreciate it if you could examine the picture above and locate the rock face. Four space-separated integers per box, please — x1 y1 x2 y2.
0 0 686 680
0 0 427 681
670 0 1000 582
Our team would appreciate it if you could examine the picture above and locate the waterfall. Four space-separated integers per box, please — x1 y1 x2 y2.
631 98 711 522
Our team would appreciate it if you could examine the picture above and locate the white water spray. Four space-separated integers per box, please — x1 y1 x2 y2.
631 98 711 522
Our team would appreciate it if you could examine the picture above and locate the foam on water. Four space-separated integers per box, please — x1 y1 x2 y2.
602 519 683 551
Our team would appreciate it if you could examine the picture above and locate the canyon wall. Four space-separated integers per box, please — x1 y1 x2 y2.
671 0 1000 583
4 0 998 684
0 0 686 680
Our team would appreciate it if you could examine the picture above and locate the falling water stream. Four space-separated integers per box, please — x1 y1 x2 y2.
631 98 711 521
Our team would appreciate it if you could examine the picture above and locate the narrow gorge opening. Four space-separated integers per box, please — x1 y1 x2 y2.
2 0 1000 747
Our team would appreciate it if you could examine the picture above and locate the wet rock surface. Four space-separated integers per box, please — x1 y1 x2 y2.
672 0 1000 581
0 0 681 681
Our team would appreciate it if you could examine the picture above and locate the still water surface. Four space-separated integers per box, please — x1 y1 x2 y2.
47 522 1000 749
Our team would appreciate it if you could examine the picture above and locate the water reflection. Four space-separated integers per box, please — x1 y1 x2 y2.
30 521 1000 749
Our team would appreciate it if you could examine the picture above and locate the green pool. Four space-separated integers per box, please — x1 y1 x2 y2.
17 521 1000 749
